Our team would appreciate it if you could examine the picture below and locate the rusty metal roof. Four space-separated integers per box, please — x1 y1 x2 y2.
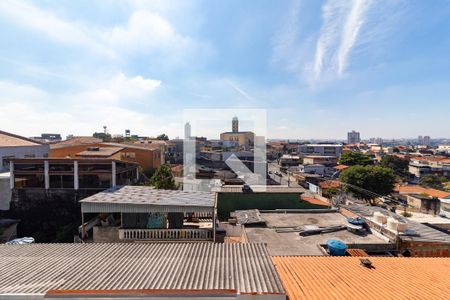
76 147 124 157
272 256 450 300
0 243 285 297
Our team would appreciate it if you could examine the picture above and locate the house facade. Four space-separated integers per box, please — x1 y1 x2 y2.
0 130 49 172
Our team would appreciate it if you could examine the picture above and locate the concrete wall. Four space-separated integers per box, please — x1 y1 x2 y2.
93 226 120 243
0 223 18 242
5 189 99 242
0 174 11 210
0 145 49 172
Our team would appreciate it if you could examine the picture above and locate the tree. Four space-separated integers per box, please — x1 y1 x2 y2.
339 165 396 205
322 187 338 199
419 174 446 190
149 165 178 190
380 155 409 175
156 134 169 141
339 152 373 166
93 132 111 142
393 147 400 153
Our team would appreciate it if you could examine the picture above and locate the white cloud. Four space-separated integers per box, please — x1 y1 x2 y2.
0 0 114 57
111 73 161 99
0 0 201 60
225 80 254 102
106 10 193 56
271 0 303 71
313 0 349 80
0 73 165 138
336 0 373 76
272 0 394 85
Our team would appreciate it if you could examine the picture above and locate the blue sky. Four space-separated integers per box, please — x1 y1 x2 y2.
0 0 449 140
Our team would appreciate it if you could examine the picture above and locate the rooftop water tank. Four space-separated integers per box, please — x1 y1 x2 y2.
397 221 408 232
387 217 399 231
374 212 387 224
327 239 347 256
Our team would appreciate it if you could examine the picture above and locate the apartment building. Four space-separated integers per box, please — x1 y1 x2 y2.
298 144 342 157
408 156 450 179
347 130 361 144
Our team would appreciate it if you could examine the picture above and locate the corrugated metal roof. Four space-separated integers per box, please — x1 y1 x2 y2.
80 186 215 213
0 243 284 296
272 256 450 300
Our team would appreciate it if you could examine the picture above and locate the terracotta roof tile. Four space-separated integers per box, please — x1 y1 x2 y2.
346 249 369 257
0 130 42 147
52 137 102 147
411 156 448 163
397 185 450 199
334 164 349 170
319 180 341 189
301 196 330 207
272 256 450 300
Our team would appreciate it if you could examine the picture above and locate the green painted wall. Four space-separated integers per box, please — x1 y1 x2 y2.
217 192 326 220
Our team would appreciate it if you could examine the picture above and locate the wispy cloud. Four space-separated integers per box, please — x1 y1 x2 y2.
225 80 254 102
313 0 349 80
271 0 303 71
336 0 373 76
0 0 113 56
0 0 202 61
272 0 392 84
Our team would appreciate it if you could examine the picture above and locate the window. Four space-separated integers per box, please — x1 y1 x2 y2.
79 174 111 189
14 163 44 171
122 152 136 159
1 156 14 170
14 174 45 188
49 175 74 189
78 163 111 172
24 154 36 158
49 163 74 172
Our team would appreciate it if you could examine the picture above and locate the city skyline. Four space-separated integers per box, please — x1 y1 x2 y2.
0 0 450 139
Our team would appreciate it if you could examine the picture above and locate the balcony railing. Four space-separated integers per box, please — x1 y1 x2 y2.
119 228 213 241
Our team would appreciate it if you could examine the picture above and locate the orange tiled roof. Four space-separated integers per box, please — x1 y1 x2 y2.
346 249 369 257
52 137 102 147
0 130 42 147
334 164 349 171
411 156 448 163
272 256 450 300
397 185 450 199
301 196 330 206
319 180 341 189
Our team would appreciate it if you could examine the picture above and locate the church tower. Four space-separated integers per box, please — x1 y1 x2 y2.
232 116 239 133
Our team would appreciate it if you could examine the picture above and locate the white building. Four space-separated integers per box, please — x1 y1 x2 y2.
437 145 450 154
347 131 361 144
298 144 342 157
298 164 326 175
408 157 450 179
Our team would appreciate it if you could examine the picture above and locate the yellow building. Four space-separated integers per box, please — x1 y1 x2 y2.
220 117 255 147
